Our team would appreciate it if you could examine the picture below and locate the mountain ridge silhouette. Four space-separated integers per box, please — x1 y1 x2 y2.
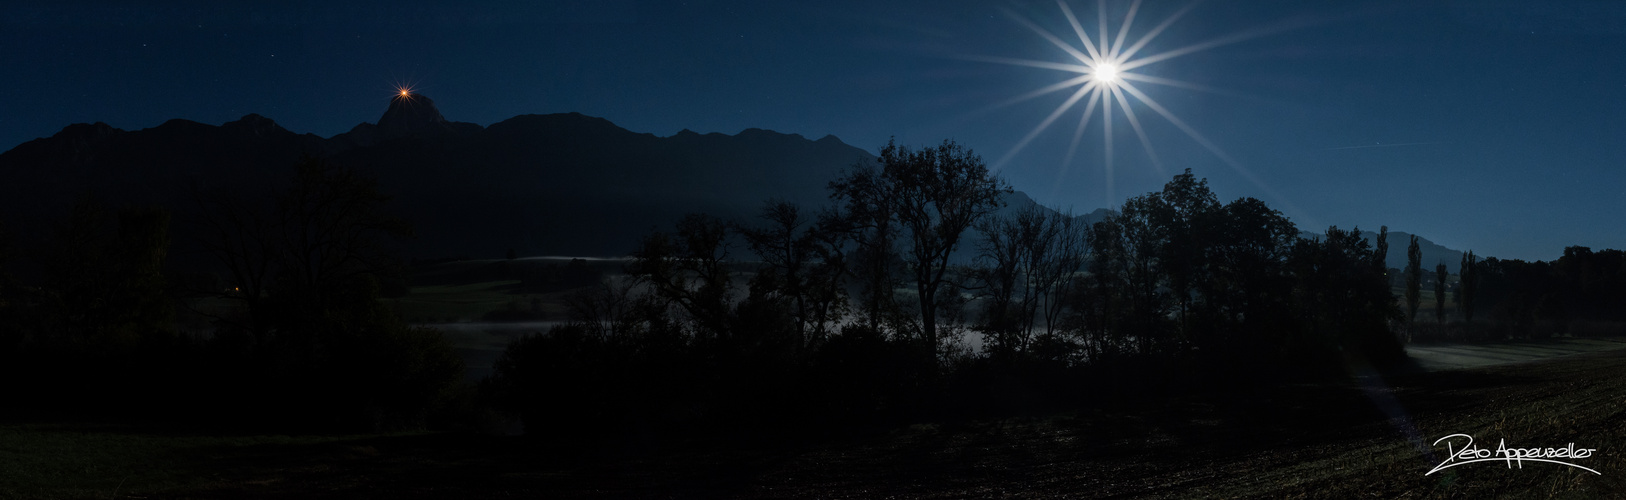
0 98 919 260
0 97 1463 268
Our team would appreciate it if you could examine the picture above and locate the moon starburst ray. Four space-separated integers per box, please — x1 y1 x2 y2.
1119 21 1301 72
1051 87 1105 202
994 74 1094 111
1102 78 1114 197
1109 0 1143 60
1057 1 1105 62
1111 86 1164 177
1112 1 1199 64
1117 81 1303 217
1097 1 1110 63
1061 86 1104 168
1116 82 1232 167
1003 8 1096 66
1117 73 1225 94
995 82 1100 169
959 54 1091 73
980 0 1298 211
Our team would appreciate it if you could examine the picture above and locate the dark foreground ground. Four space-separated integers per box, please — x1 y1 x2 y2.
6 344 1625 499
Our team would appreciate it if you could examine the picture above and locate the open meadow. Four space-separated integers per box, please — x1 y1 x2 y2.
6 338 1623 499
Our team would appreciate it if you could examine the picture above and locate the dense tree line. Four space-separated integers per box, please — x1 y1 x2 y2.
0 157 462 431
1 201 188 418
10 139 1623 438
487 146 1419 436
1464 247 1626 338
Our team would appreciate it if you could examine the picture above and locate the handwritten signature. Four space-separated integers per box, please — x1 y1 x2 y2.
1428 433 1601 476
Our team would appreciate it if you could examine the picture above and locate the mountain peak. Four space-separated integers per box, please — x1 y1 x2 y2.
51 121 121 141
331 93 483 147
222 113 288 137
377 93 450 138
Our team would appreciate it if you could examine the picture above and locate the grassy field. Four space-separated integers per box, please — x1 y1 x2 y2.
0 425 414 499
5 345 1625 499
1405 337 1626 371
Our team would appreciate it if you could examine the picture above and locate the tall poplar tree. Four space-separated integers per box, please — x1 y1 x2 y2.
1404 235 1422 341
1457 250 1479 330
1434 262 1448 336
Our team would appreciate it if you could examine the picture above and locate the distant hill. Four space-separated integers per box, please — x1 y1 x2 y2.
0 95 1073 263
0 96 1469 272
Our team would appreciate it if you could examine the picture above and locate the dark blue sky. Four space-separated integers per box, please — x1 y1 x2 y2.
5 0 1625 262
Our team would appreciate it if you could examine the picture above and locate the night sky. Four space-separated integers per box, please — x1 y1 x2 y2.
5 1 1626 262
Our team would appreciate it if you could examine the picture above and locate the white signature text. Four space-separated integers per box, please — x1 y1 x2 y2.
1428 433 1600 476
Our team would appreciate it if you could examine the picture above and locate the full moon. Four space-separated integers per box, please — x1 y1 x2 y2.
1093 63 1119 84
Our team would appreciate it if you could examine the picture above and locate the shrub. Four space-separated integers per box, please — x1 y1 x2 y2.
486 324 636 436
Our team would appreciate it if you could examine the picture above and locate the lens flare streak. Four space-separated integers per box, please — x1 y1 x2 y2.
981 0 1291 207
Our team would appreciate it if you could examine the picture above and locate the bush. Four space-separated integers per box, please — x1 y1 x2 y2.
337 323 466 430
486 324 640 437
810 325 931 424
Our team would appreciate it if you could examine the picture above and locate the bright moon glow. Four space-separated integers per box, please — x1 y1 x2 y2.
975 0 1294 207
1092 63 1119 83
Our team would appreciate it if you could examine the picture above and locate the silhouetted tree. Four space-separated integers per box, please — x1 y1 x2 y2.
37 200 174 353
1434 262 1448 337
1037 213 1087 341
1288 226 1404 366
627 213 736 341
1551 246 1626 326
1085 215 1130 359
812 324 930 423
1091 197 1171 357
829 139 1010 364
1087 170 1229 358
1148 170 1222 346
1071 170 1307 371
1474 256 1573 338
487 324 626 435
739 200 849 352
0 216 21 399
8 199 181 415
974 203 1087 358
0 216 8 271
194 157 460 429
275 159 413 308
1457 250 1479 331
0 216 13 355
1207 197 1298 360
563 275 644 339
805 208 855 341
1373 226 1389 274
196 157 412 340
975 211 1023 351
1405 234 1422 341
832 201 907 335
